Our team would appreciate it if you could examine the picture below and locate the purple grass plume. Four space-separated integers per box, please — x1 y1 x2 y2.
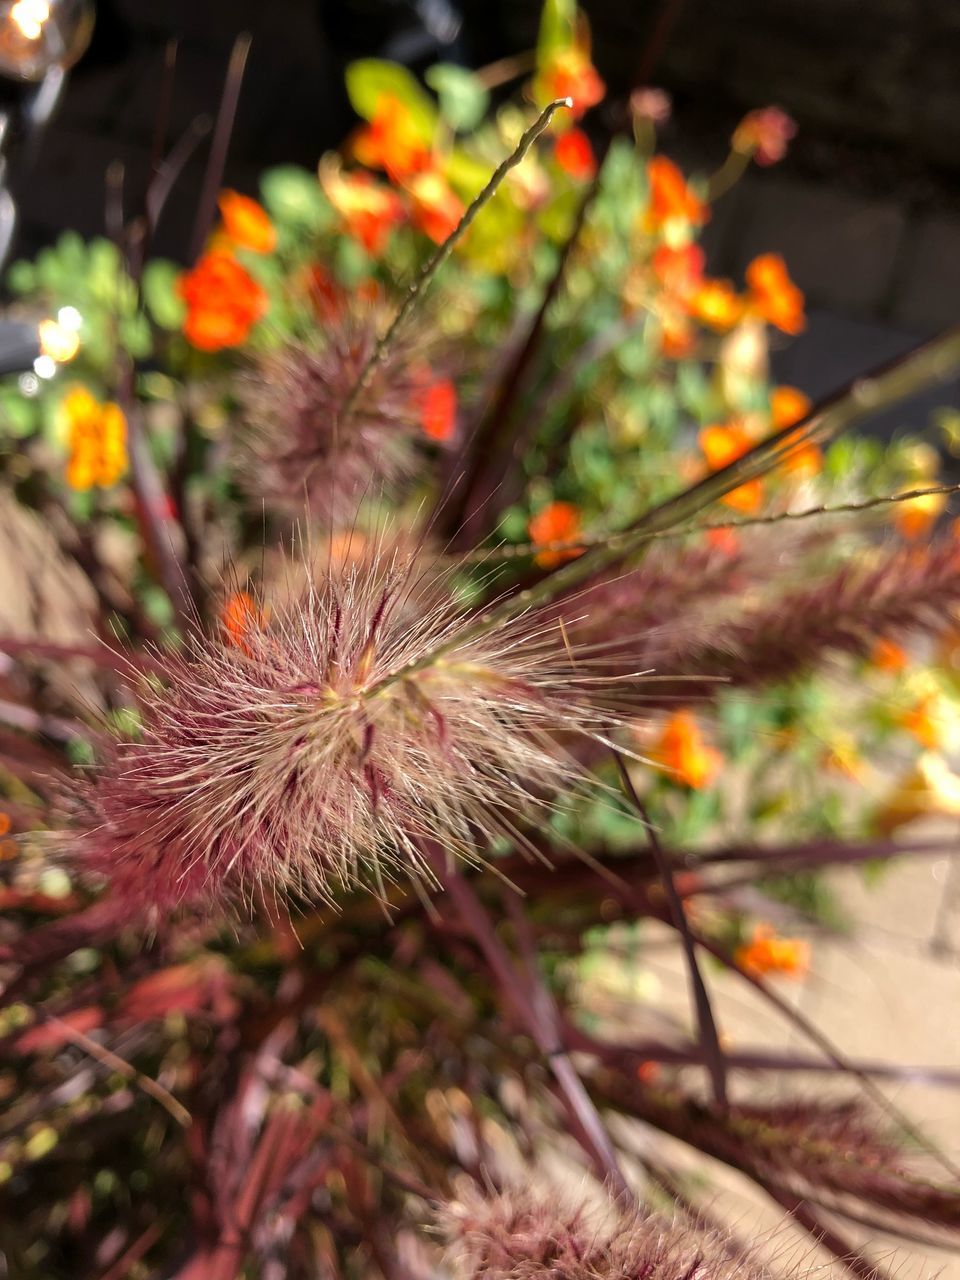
239 294 449 521
70 547 643 920
439 1186 788 1280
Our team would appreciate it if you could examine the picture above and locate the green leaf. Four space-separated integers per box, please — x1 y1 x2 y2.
142 260 186 330
0 391 38 438
259 165 330 230
5 259 35 293
425 63 489 132
344 59 438 141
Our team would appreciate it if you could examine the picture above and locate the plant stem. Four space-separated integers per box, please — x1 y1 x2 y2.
425 844 633 1199
612 753 728 1107
373 323 960 693
338 98 572 426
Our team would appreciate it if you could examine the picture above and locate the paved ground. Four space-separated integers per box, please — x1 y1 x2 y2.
623 830 960 1278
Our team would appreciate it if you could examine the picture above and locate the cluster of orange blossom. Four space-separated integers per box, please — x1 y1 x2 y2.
650 709 723 791
176 191 273 353
527 500 584 568
60 386 128 491
734 923 810 979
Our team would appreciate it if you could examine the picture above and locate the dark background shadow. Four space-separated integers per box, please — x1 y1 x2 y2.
8 0 960 422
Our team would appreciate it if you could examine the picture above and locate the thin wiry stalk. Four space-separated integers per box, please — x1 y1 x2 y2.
339 98 572 425
188 34 252 264
458 482 960 564
362 325 960 694
612 751 728 1108
427 847 634 1200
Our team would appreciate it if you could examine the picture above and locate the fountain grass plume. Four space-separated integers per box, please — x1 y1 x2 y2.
70 545 649 920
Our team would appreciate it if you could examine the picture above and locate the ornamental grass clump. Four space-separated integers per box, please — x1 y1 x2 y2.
72 548 644 918
4 1 960 1276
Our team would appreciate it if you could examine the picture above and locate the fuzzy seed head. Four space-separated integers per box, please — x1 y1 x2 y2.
239 298 446 521
72 551 638 919
439 1187 782 1280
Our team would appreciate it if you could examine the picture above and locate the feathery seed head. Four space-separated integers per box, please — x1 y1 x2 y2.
239 294 451 521
439 1187 781 1280
72 551 638 920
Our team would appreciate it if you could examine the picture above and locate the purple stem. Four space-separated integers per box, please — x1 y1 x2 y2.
613 752 728 1107
425 843 632 1200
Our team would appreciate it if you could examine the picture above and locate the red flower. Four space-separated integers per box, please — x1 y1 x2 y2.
528 501 583 568
537 47 605 119
178 251 267 352
745 253 805 335
651 243 705 299
352 94 431 181
321 165 405 256
407 170 465 244
645 156 708 232
699 420 763 513
554 128 596 180
419 378 457 442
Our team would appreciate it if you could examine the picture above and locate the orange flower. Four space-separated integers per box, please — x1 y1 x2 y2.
419 378 457 442
746 253 805 335
321 165 405 255
689 279 743 331
636 1060 660 1085
554 128 596 180
652 242 705 299
222 591 265 654
734 924 810 979
699 421 763 513
732 107 796 166
871 637 908 673
658 310 696 359
770 385 811 429
0 812 10 837
352 94 431 181
768 386 821 477
217 190 276 254
822 735 865 783
895 489 946 540
60 386 128 491
652 710 722 789
528 501 583 568
178 251 267 352
537 47 605 119
898 695 943 750
406 169 465 244
645 156 708 232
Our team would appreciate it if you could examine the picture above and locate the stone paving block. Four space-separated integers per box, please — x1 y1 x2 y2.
730 176 906 316
891 214 960 336
823 842 953 954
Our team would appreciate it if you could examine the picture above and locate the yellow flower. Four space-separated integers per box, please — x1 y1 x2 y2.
60 387 128 491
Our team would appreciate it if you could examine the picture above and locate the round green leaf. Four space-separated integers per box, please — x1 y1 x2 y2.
345 59 438 141
425 64 489 132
